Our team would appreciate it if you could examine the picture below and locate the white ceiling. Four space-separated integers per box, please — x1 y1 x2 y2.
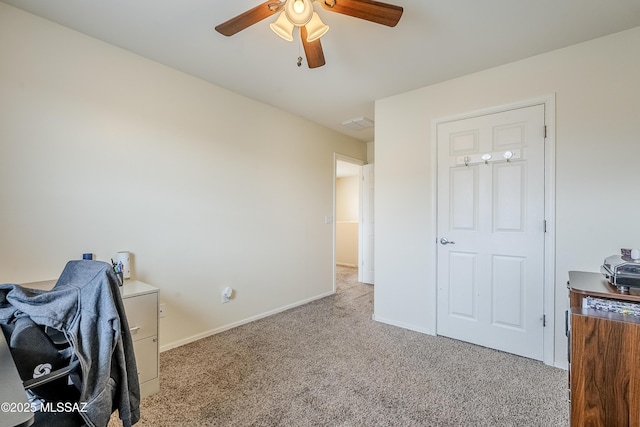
3 0 640 142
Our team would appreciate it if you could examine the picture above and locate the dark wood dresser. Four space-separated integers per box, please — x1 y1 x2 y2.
568 271 640 427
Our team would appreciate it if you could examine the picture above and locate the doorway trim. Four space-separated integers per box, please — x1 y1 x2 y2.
430 94 556 366
333 153 365 293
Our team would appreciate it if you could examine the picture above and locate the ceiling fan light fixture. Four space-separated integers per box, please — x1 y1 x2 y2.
270 12 295 41
305 12 329 42
285 0 314 26
293 0 305 14
215 0 404 69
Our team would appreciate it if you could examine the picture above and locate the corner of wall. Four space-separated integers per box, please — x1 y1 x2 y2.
367 141 374 164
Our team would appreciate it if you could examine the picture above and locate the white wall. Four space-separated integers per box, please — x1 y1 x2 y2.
366 141 374 164
0 4 366 351
335 176 359 266
374 26 640 367
335 222 358 267
336 176 359 221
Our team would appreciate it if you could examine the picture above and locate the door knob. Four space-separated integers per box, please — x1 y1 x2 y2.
440 237 455 245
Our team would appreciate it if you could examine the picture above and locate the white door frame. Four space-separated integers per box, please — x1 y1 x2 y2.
333 153 365 292
430 95 556 365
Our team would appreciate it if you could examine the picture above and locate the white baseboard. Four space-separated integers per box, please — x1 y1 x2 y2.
554 360 568 370
372 315 434 336
336 262 357 268
159 290 336 353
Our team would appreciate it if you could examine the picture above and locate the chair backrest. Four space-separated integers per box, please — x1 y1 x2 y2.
6 316 77 401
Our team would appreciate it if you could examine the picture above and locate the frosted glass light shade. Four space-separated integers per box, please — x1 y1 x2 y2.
270 12 294 41
285 0 313 26
293 0 305 14
305 12 329 42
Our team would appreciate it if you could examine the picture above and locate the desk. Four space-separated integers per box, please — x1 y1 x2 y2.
0 328 34 427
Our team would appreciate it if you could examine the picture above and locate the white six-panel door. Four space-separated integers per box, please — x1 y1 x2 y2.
436 105 546 360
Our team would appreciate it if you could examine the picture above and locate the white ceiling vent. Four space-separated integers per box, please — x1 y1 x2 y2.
341 116 374 130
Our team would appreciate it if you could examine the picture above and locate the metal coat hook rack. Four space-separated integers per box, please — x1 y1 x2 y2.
458 150 521 167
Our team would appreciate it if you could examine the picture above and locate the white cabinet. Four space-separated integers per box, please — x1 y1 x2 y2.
121 281 160 398
21 278 160 398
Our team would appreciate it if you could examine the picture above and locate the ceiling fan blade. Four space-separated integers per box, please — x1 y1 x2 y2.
215 1 281 36
301 26 326 68
319 0 403 27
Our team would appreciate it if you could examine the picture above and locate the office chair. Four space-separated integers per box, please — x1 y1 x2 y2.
2 316 85 426
0 260 140 427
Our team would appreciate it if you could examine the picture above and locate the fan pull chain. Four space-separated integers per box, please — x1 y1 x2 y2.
297 30 303 67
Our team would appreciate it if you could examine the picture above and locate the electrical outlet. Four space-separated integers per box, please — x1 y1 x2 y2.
159 303 166 318
221 287 232 304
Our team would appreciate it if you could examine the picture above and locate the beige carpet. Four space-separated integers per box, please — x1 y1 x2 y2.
113 266 569 426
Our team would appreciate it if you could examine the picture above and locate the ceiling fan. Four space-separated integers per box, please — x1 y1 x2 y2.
215 0 403 69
